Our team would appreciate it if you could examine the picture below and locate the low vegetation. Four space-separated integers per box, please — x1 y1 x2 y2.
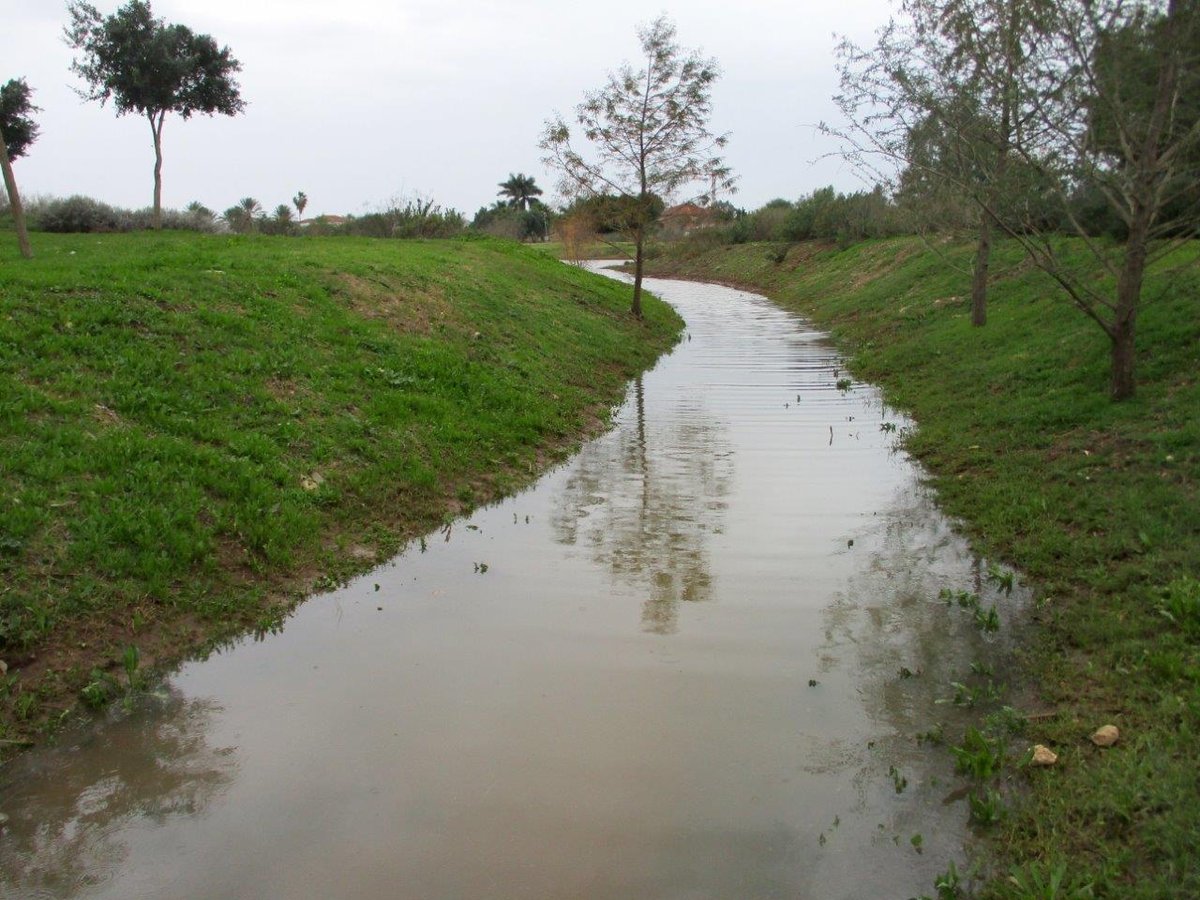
0 229 681 753
642 237 1200 896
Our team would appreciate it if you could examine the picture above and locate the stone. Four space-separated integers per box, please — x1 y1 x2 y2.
1091 725 1120 748
1031 744 1058 766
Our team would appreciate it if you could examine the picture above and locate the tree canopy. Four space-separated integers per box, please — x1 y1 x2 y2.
0 79 41 161
0 77 40 258
497 173 544 211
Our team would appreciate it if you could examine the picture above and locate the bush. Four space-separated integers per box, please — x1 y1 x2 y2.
29 195 219 233
345 197 466 239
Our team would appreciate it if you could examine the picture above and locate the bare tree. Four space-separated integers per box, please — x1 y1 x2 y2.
1000 0 1199 400
832 0 1051 326
540 16 734 317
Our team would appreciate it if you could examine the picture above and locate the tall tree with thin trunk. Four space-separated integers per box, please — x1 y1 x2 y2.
65 1 245 230
293 191 308 222
0 78 39 259
540 16 734 318
832 0 1051 327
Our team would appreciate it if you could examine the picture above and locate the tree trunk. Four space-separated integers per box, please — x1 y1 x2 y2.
632 229 645 319
1111 217 1147 402
0 129 31 259
1109 314 1137 402
149 112 165 230
970 209 991 327
1105 0 1185 401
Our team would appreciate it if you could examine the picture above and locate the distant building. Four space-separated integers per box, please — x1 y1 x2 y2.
659 202 718 237
300 215 349 227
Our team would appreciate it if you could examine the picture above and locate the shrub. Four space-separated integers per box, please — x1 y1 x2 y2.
29 195 219 233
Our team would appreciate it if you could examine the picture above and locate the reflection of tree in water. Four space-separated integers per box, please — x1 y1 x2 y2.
552 375 733 633
0 686 235 894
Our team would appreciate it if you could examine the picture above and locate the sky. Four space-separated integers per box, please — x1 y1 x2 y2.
5 0 895 219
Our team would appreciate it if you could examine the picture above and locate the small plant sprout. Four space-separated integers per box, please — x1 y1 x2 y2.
917 722 946 745
836 377 853 392
951 727 1004 780
910 832 924 853
986 563 1015 596
969 659 994 678
880 421 897 432
931 860 963 899
121 644 140 688
973 604 1001 633
968 787 1005 826
889 764 909 793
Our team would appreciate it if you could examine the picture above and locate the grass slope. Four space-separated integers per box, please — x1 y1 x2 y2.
645 238 1200 897
0 231 681 750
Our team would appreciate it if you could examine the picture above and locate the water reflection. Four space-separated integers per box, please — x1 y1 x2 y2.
552 375 732 634
0 689 234 895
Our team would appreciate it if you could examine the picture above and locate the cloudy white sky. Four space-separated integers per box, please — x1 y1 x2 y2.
6 0 894 218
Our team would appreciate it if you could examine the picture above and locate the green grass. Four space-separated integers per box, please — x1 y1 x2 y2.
645 237 1200 897
0 230 681 747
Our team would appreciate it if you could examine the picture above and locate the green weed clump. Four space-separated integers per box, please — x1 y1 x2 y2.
0 231 681 745
644 236 1200 895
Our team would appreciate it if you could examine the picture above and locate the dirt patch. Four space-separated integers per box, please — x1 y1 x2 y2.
330 273 463 336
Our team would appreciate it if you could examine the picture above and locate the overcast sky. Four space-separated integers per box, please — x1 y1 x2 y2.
6 0 894 218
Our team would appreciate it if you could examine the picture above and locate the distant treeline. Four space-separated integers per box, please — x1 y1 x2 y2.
7 179 1195 247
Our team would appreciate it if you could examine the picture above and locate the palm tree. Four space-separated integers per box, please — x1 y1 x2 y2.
497 173 543 211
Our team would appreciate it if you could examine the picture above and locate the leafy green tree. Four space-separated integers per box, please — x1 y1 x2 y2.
293 191 308 222
541 16 735 317
497 173 544 211
0 78 40 258
65 1 246 230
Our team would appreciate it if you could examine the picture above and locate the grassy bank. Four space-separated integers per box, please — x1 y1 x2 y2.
0 231 681 752
644 238 1200 897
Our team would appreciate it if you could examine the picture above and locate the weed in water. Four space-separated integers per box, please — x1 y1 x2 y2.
929 860 964 899
917 722 946 745
987 563 1016 596
121 644 140 689
951 727 1004 781
940 589 980 610
880 421 897 433
889 764 909 794
910 832 924 853
969 659 994 678
973 604 1001 633
836 377 853 392
14 692 37 721
80 669 116 709
969 787 1006 827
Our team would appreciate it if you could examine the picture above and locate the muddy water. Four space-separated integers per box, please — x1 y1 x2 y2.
0 268 1022 899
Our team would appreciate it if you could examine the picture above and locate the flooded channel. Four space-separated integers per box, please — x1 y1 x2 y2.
0 267 1023 898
